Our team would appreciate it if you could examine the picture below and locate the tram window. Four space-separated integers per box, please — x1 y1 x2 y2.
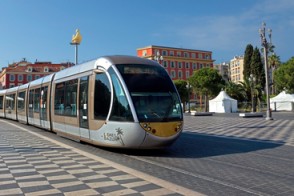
0 96 3 109
5 94 15 110
40 86 48 120
29 89 34 117
54 82 65 115
17 91 26 111
108 68 133 121
64 79 78 116
54 79 78 116
94 72 111 120
79 76 89 128
33 88 40 113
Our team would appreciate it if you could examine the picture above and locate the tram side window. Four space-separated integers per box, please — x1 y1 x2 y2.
17 91 26 111
0 96 3 109
29 89 34 117
5 94 15 110
40 86 48 120
33 88 40 113
54 79 78 116
54 82 65 115
94 73 111 120
64 79 78 116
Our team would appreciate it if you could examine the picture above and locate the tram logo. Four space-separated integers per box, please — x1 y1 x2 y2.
103 128 125 145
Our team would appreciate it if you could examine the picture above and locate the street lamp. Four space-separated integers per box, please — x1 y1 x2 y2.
259 22 273 120
154 50 163 65
186 82 191 113
248 74 256 113
70 29 82 65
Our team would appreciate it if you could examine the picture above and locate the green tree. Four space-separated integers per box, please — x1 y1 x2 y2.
224 81 245 101
174 80 188 111
248 47 265 112
243 44 254 79
274 57 294 94
189 68 225 112
268 54 281 94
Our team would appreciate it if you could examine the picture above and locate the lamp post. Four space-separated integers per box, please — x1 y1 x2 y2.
259 22 273 120
70 29 82 65
154 50 163 65
186 82 191 113
249 74 256 113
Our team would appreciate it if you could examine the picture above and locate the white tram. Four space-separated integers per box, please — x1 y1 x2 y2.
0 56 183 148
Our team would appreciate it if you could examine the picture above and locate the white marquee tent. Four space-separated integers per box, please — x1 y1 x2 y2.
209 91 238 113
270 91 294 111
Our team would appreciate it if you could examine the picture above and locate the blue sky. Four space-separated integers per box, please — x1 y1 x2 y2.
0 0 293 68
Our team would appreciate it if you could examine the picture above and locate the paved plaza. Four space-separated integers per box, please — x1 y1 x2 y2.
184 112 294 146
0 111 293 195
0 119 198 196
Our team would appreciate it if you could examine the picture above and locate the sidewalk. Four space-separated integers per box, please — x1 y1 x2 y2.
0 119 200 196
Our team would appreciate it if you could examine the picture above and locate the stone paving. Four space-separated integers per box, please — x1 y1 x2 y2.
184 112 294 146
0 119 199 196
0 112 293 195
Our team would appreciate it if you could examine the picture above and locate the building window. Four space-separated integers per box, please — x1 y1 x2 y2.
27 75 32 81
27 67 32 72
171 70 176 79
9 83 15 88
142 50 147 56
162 50 167 56
186 71 190 78
163 61 168 68
169 51 174 56
177 51 181 57
184 52 189 58
171 61 175 68
191 53 196 58
193 63 196 70
44 67 49 72
199 53 202 59
185 62 190 69
178 71 182 79
178 62 182 69
200 64 203 68
18 75 23 81
10 74 15 81
35 75 40 79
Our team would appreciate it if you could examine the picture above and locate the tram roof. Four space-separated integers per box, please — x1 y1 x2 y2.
54 55 158 81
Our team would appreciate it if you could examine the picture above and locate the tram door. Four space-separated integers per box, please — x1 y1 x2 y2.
79 76 89 138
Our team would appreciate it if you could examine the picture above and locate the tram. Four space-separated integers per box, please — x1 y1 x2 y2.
0 56 183 148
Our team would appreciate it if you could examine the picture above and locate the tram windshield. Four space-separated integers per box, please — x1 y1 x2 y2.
115 64 183 122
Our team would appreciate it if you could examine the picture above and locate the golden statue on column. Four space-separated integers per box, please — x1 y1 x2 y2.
71 29 82 44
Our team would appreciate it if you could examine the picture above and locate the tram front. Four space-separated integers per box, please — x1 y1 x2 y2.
115 62 183 148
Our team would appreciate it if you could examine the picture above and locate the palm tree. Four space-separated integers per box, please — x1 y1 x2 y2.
268 54 281 94
238 79 253 111
224 81 244 101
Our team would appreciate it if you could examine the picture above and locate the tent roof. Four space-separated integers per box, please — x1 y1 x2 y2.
270 91 294 102
210 91 237 102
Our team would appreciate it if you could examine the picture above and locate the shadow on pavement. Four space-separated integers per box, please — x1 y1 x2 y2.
112 132 283 158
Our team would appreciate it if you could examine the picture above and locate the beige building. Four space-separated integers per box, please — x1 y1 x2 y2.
214 62 230 82
230 56 244 83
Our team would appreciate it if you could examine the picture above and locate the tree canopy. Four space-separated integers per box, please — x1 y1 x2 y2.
189 67 225 111
274 57 294 94
243 44 254 79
